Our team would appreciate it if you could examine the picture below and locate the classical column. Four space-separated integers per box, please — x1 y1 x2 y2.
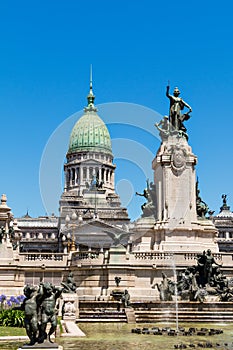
101 168 106 183
75 167 79 185
79 167 83 186
69 168 72 188
106 169 109 183
109 170 113 188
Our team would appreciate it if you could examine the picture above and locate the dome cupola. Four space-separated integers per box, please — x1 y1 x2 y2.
68 68 112 155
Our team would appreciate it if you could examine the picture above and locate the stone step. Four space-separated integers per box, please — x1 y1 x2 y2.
135 310 233 315
125 308 136 323
78 303 233 323
136 314 233 322
77 318 127 322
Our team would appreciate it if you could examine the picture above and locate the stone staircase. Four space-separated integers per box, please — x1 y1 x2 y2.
125 308 136 323
77 301 233 323
78 301 128 322
78 309 127 322
133 301 233 323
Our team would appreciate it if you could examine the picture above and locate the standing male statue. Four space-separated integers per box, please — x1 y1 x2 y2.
166 85 192 133
38 282 63 343
14 285 40 345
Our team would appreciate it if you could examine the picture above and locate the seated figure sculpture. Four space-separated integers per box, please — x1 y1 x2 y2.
61 271 77 293
158 249 227 302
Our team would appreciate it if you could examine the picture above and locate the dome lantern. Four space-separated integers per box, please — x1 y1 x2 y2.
68 67 112 155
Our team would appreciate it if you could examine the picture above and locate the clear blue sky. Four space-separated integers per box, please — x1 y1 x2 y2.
1 0 233 220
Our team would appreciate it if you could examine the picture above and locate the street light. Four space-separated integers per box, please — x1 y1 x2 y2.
64 211 82 253
70 211 77 252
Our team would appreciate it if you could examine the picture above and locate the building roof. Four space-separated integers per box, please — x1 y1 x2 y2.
216 209 233 218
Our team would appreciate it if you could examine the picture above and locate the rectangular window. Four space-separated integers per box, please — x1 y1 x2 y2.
25 272 62 286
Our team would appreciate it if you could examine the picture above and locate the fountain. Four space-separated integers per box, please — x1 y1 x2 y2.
172 261 179 332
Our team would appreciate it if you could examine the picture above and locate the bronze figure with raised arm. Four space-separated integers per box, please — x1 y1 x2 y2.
166 85 192 132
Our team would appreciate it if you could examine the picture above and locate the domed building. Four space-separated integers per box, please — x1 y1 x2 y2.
2 79 233 317
58 78 129 250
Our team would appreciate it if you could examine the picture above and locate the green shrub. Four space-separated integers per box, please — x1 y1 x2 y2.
0 309 24 328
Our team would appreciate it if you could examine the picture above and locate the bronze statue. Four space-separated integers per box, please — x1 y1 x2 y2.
114 276 121 287
196 180 209 218
155 116 169 140
156 249 228 302
194 285 207 303
121 289 130 308
16 281 66 345
61 271 77 293
14 285 40 345
156 272 174 301
136 180 156 217
203 249 222 286
222 194 227 206
221 194 229 211
166 85 192 136
38 282 63 343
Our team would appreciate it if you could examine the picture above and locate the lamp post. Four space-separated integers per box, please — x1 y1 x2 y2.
70 211 77 252
64 211 83 253
88 175 100 219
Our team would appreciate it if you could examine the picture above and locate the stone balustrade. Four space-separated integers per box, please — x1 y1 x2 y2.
70 251 103 266
133 252 174 260
130 251 226 267
17 250 233 272
21 253 65 261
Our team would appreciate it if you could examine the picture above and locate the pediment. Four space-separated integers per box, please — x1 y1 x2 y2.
74 219 130 247
77 219 125 233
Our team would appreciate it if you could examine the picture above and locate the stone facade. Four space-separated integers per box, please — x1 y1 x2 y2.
1 84 233 303
214 199 233 252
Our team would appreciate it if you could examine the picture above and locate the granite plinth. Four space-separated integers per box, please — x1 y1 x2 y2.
18 340 62 350
18 347 63 350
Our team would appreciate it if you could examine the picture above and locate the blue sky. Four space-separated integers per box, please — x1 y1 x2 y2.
0 0 233 220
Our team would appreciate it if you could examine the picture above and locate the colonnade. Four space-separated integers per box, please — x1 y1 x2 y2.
65 165 114 190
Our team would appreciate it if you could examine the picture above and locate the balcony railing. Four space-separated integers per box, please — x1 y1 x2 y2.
21 253 65 261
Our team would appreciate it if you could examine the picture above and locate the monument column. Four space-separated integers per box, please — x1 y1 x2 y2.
152 136 197 227
151 85 218 252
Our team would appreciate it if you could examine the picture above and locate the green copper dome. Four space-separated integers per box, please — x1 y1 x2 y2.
68 110 112 154
68 73 112 155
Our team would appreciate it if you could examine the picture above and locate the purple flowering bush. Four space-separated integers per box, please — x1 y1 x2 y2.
0 294 25 327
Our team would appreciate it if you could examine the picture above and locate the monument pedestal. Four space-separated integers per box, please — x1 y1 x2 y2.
152 135 197 224
151 135 218 252
154 219 218 252
133 134 218 253
18 341 63 350
60 293 85 337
